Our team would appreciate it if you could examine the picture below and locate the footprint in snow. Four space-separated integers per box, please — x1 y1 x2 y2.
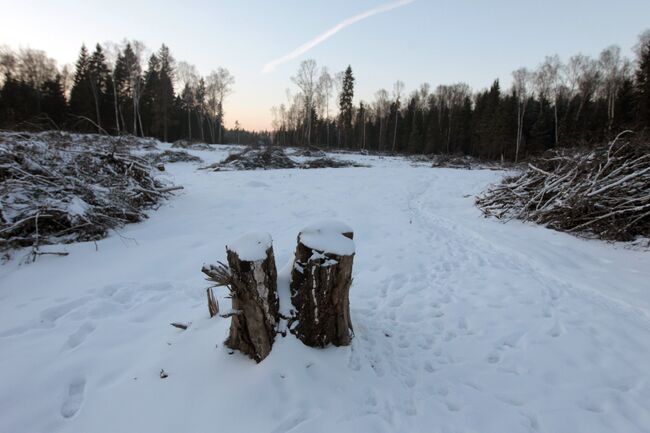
64 322 96 350
547 320 564 338
487 351 501 364
61 377 86 419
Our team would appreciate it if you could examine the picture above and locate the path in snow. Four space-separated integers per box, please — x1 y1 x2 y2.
0 148 649 433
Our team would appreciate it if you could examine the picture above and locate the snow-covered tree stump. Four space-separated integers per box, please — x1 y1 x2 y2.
224 233 279 362
290 221 355 347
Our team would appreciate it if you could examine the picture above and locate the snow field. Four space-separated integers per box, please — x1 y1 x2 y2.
1 146 649 433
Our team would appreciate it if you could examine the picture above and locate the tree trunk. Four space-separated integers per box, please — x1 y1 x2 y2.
392 108 399 153
224 237 279 362
289 223 355 347
187 108 192 141
112 78 120 135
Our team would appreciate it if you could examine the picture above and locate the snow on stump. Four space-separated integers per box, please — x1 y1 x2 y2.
224 233 279 362
290 221 355 347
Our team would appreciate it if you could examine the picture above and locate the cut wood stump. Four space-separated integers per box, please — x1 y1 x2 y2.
223 233 279 362
290 221 355 347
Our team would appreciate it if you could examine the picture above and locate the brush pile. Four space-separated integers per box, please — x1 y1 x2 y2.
147 150 203 165
171 139 214 151
289 146 327 158
204 146 366 171
0 131 177 252
300 157 366 169
412 153 504 170
476 132 650 241
203 146 297 171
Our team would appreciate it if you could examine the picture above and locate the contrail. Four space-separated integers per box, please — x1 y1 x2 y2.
262 0 415 74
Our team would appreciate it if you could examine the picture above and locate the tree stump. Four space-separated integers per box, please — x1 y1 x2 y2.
224 233 279 362
290 221 355 347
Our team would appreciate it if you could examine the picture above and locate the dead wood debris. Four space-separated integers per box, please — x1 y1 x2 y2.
146 150 203 165
476 131 650 242
202 146 365 171
0 131 179 253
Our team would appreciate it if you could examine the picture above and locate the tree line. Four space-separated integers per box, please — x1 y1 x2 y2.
272 30 650 161
0 41 259 144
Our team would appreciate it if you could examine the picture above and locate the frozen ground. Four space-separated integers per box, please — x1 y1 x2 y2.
1 145 649 433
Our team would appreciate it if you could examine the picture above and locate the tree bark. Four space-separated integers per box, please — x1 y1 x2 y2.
224 244 279 362
289 227 355 347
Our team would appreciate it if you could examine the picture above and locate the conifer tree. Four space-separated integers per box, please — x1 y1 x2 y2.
636 39 650 128
87 44 111 132
157 45 175 142
339 66 354 147
69 45 95 131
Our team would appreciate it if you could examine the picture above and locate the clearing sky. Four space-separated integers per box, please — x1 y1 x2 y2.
2 0 649 131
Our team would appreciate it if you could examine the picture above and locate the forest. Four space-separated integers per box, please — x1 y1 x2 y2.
273 32 650 161
1 31 650 161
0 42 261 145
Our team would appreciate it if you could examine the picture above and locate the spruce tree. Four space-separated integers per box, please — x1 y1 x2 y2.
141 54 161 138
339 65 354 148
636 40 650 128
87 44 111 133
41 75 67 126
69 45 95 131
157 45 175 142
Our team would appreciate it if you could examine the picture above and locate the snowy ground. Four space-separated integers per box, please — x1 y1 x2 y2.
1 146 649 433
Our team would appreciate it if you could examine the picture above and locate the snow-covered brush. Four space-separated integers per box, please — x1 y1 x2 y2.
0 131 181 256
202 145 365 171
476 131 650 242
203 146 297 171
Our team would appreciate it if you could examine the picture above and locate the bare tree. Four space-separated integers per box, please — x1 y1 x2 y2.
103 42 122 134
391 80 404 152
292 59 318 146
16 48 57 113
536 55 562 144
373 89 389 151
206 67 234 143
0 45 16 86
436 83 470 153
316 67 334 147
130 40 147 136
513 68 533 163
598 46 628 130
564 54 601 124
176 62 199 140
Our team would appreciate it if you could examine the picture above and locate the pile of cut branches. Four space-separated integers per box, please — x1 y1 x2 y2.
300 157 366 169
0 131 178 253
289 146 327 158
411 153 505 170
203 146 297 171
147 150 203 164
171 139 214 151
476 131 650 241
203 146 367 171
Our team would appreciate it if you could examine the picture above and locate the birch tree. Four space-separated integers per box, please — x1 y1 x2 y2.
176 61 199 141
539 55 562 144
292 59 318 146
513 68 532 163
206 67 234 143
317 68 334 147
391 80 404 152
373 89 389 151
598 46 628 130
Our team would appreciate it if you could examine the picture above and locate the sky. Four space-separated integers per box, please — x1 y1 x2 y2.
2 0 650 131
